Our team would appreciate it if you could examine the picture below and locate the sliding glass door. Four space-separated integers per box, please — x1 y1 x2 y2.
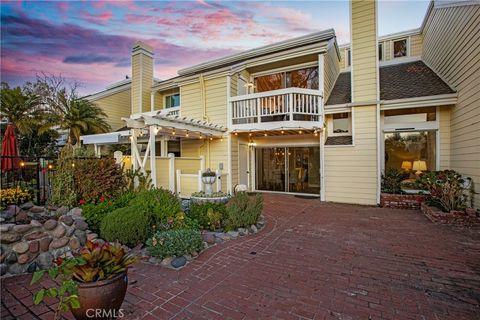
255 147 320 194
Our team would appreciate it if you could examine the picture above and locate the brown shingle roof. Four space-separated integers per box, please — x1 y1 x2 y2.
325 60 455 105
325 136 353 145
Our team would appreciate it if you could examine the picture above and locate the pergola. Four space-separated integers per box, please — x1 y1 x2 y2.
122 111 227 186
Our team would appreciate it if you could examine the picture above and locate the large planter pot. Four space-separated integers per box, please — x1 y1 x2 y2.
71 272 128 320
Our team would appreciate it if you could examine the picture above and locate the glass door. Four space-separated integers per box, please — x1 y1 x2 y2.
287 147 320 194
255 147 320 194
255 147 286 192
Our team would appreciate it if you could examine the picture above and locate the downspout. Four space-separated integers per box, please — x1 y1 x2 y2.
200 74 207 121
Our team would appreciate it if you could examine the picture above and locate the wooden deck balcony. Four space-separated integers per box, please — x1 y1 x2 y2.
228 88 323 131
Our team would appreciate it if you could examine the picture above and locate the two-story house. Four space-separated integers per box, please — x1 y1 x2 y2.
81 0 480 208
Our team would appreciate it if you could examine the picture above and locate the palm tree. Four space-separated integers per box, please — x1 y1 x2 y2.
41 94 111 145
0 83 42 135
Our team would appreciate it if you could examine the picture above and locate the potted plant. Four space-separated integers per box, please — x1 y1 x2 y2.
31 240 139 320
201 169 217 195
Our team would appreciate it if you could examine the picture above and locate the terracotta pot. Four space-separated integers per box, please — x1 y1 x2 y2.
71 272 128 320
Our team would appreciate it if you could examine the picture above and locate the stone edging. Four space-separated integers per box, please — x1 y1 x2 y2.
420 203 479 224
144 215 266 269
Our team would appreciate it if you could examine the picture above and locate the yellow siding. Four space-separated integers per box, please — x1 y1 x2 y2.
153 88 179 111
422 4 480 207
383 41 390 60
410 34 423 57
439 107 451 170
131 48 153 114
90 89 131 131
208 139 228 174
351 0 378 102
180 82 203 120
155 158 170 189
230 134 239 187
131 55 141 114
325 106 378 205
178 175 198 197
181 139 202 157
324 44 340 100
175 158 201 174
205 76 228 126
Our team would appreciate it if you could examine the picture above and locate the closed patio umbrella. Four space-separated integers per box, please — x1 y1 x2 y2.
1 123 19 171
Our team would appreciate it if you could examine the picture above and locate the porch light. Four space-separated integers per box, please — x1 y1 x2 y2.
264 133 267 136
20 161 25 167
234 132 238 136
299 130 303 134
209 137 213 141
48 164 53 170
220 138 224 142
199 135 203 139
71 163 75 168
186 131 189 137
249 133 252 136
172 129 176 135
281 130 284 134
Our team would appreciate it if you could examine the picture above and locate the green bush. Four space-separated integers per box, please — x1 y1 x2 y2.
381 168 409 194
224 192 263 230
146 229 203 259
82 191 137 232
188 202 226 230
129 188 181 222
100 205 150 246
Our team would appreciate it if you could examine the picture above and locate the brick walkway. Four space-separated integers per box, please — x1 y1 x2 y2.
2 194 480 319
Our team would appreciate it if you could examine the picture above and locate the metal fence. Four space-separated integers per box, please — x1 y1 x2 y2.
1 156 58 206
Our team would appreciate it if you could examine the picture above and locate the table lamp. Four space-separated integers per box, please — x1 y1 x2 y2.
401 161 412 171
412 160 427 175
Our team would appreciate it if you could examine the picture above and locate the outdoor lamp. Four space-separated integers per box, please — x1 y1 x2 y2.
401 161 412 171
412 160 427 175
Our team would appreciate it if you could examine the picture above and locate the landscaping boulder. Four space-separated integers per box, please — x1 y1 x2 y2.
39 237 53 252
52 224 66 238
12 242 29 254
171 256 187 268
202 233 215 244
0 232 21 244
160 257 174 267
29 241 39 254
59 215 73 226
24 231 47 241
12 224 33 234
30 206 45 214
37 252 53 269
227 231 239 239
0 224 14 232
69 208 82 216
74 219 88 231
0 263 7 276
50 237 70 249
56 206 70 216
20 202 34 210
30 220 42 227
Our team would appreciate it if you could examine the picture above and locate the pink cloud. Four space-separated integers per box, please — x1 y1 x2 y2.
78 9 113 24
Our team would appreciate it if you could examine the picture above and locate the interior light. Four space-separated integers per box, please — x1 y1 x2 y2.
299 130 302 134
281 130 284 134
48 164 53 170
234 132 238 136
20 161 25 167
264 133 267 136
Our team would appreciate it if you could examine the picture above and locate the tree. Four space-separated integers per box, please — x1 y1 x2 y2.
0 82 42 135
40 94 111 145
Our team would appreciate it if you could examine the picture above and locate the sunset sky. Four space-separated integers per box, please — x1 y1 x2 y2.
1 0 430 95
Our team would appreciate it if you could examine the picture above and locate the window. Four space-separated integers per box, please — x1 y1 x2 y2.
165 94 180 108
384 107 436 125
254 67 318 93
346 49 351 67
332 113 350 134
384 131 436 172
378 43 384 61
393 39 407 58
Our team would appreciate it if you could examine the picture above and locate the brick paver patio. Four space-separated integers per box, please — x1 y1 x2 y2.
2 194 480 319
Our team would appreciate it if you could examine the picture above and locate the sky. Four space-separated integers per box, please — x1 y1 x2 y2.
0 0 431 95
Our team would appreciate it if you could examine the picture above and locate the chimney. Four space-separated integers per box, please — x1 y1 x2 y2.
131 41 154 114
350 0 378 103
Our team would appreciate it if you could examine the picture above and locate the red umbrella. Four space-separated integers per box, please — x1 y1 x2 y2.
1 123 19 171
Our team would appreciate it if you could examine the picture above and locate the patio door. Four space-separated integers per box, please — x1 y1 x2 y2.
255 146 320 194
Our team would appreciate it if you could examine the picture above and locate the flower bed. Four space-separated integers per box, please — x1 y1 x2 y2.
420 203 479 224
380 193 425 210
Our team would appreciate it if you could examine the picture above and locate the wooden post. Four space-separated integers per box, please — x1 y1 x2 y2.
176 169 181 195
149 125 157 188
168 153 175 192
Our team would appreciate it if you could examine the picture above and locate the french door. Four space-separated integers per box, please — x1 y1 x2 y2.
255 147 320 194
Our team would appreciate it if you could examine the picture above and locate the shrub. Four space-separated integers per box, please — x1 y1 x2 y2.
74 158 126 204
155 212 200 232
129 188 181 222
146 229 203 259
381 168 409 194
416 170 472 212
124 168 153 192
100 205 150 246
224 192 263 230
188 202 226 230
0 187 33 208
81 191 137 232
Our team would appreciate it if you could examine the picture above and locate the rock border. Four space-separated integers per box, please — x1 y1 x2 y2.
421 203 479 225
143 214 266 269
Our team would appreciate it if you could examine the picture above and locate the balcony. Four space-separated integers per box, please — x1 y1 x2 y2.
229 88 323 131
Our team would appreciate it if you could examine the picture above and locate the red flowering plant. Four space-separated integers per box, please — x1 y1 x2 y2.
31 240 138 320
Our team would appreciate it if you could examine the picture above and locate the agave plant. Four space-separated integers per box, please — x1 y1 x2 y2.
70 240 139 283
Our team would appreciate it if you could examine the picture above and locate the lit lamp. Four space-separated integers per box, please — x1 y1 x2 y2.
412 160 427 175
401 161 412 171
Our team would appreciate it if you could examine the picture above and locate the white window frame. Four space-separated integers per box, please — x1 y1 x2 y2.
251 63 319 93
391 38 409 59
380 107 440 172
327 112 352 137
165 93 180 109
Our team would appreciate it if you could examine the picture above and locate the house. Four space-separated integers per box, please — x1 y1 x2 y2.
81 0 480 208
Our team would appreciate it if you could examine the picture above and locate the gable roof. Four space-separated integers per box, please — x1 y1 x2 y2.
325 60 455 105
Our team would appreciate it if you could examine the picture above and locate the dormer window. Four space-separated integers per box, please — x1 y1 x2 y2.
332 113 351 134
393 39 408 58
165 93 180 108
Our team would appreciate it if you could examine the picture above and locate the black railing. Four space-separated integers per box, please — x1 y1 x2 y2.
1 156 58 206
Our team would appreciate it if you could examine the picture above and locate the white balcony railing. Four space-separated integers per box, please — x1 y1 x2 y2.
165 106 180 116
229 88 323 130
